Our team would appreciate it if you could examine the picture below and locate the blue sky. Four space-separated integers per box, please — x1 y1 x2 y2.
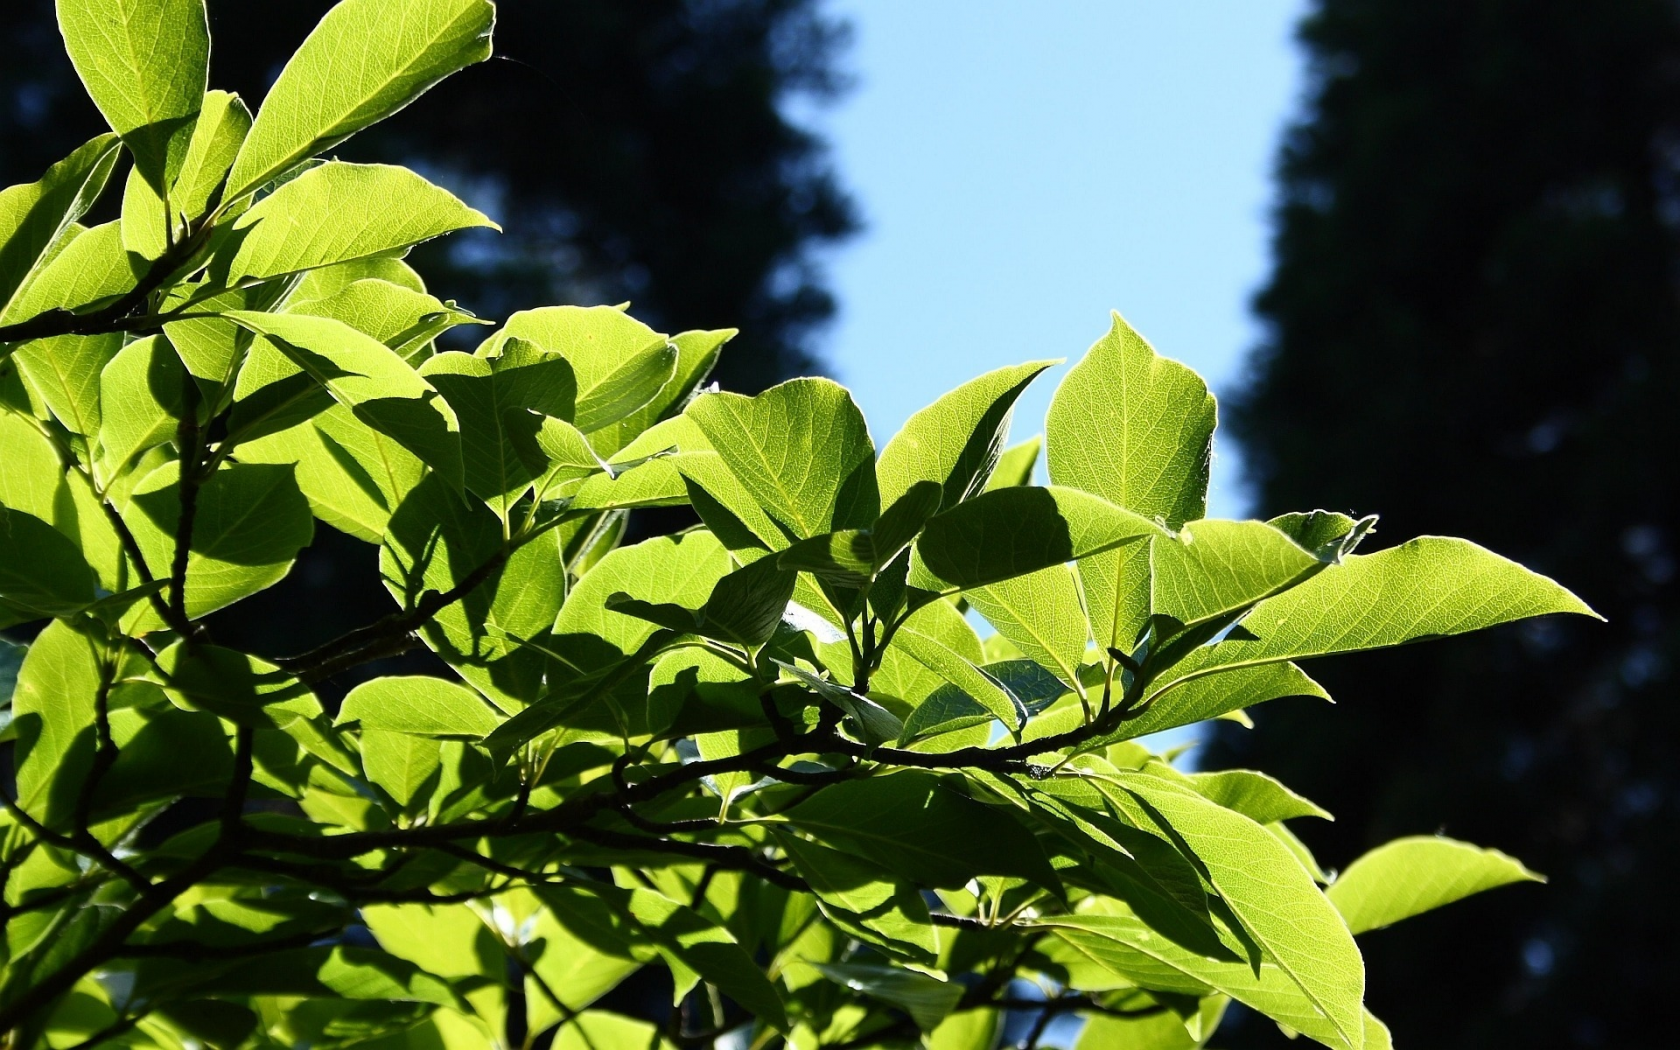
811 1 1309 518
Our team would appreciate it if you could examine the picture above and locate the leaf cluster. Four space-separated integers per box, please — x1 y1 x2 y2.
0 4 1596 1050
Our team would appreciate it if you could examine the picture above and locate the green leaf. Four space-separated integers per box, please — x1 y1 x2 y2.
0 134 120 312
9 619 102 826
778 834 938 963
478 305 676 435
1092 769 1365 1050
1075 994 1223 1050
968 563 1089 691
688 377 879 539
419 341 576 516
559 531 733 657
911 485 1162 593
126 460 315 619
1147 537 1601 701
337 676 501 738
236 403 425 543
590 326 733 458
224 162 497 283
0 412 127 594
1047 314 1215 659
170 89 252 220
1047 311 1215 529
289 277 484 363
151 642 314 722
1111 661 1328 742
778 480 943 585
698 554 798 648
1151 519 1321 631
984 435 1041 491
224 0 495 203
1187 770 1332 824
1267 510 1376 561
876 360 1056 511
783 770 1058 888
4 222 142 325
120 164 170 260
550 1013 676 1050
98 333 183 476
892 621 1027 731
0 505 98 617
1326 836 1543 935
542 883 788 1031
180 946 463 1006
811 963 963 1031
224 309 464 489
160 279 287 385
774 659 904 744
380 476 563 712
1035 910 1351 1047
56 0 208 193
361 728 442 808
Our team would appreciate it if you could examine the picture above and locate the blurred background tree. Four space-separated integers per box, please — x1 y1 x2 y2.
1211 0 1680 1046
0 0 855 673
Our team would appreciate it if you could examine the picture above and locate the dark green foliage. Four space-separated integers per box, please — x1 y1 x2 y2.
1216 1 1680 1046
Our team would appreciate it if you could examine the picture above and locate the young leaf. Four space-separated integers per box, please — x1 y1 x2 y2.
1326 836 1543 935
223 162 497 283
777 480 943 585
876 360 1057 510
224 309 464 489
892 622 1027 731
774 659 904 744
1046 311 1215 529
698 554 798 648
336 675 501 738
591 326 733 457
688 377 879 539
55 0 208 193
381 476 563 711
224 0 495 203
911 485 1162 593
0 133 122 317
